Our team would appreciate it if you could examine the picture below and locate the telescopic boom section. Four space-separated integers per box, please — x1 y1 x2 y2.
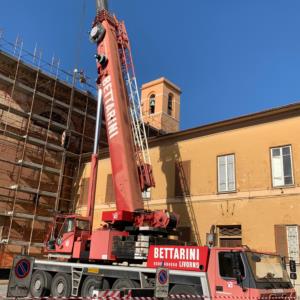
96 0 108 11
92 9 148 214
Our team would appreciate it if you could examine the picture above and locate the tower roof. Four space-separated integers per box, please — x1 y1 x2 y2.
141 77 181 94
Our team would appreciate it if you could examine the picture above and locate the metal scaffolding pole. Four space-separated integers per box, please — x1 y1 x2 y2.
54 69 78 214
27 61 61 254
6 42 41 248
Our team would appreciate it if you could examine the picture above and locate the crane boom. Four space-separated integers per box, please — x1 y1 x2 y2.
93 8 145 215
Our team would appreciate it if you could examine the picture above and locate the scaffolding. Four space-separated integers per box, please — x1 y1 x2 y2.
0 33 99 266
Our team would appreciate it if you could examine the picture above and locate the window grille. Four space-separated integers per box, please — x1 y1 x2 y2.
217 225 242 247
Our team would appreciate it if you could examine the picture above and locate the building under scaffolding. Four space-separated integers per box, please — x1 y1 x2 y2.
0 36 99 268
0 32 171 269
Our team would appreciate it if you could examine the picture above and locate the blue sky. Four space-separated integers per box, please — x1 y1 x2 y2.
1 1 300 130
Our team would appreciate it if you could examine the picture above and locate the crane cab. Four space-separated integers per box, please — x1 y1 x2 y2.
45 215 90 257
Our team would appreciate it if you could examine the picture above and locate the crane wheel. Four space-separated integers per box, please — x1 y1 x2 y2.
30 270 52 297
81 276 110 297
169 284 198 295
112 278 140 289
50 273 72 297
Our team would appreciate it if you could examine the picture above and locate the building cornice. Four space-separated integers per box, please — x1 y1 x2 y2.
148 101 300 146
141 77 181 94
76 186 300 212
98 101 300 158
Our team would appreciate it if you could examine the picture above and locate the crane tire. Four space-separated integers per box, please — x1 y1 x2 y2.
169 284 198 295
81 276 110 297
112 278 140 289
50 273 72 297
30 270 52 297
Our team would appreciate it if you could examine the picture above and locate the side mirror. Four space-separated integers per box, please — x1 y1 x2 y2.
289 260 297 273
233 271 243 284
251 254 261 263
232 253 243 284
290 272 297 280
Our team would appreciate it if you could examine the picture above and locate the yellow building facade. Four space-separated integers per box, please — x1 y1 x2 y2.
76 79 300 274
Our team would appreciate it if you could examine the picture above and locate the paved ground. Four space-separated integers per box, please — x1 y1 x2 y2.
0 282 7 298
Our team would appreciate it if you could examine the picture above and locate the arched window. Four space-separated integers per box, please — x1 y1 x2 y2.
168 93 173 116
149 94 155 114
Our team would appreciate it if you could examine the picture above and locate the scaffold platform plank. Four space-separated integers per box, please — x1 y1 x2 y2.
23 135 64 151
31 113 67 131
17 159 61 175
0 72 96 120
0 129 65 152
9 184 57 198
0 102 29 118
0 211 52 222
0 239 44 248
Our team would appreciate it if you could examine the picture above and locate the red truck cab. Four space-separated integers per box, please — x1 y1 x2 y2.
148 245 295 299
207 247 295 299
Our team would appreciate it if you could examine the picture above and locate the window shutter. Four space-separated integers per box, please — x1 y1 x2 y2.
105 174 115 203
282 146 293 185
286 225 300 263
227 155 235 191
218 156 227 192
271 150 284 186
219 238 242 247
274 225 288 258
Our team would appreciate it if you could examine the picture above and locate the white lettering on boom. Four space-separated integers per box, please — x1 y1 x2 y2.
102 75 119 140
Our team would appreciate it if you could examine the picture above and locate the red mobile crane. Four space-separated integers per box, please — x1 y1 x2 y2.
45 0 180 263
7 1 297 299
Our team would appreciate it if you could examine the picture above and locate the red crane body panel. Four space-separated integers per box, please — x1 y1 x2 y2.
96 15 144 213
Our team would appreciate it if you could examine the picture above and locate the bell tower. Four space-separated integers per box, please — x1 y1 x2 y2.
141 77 181 133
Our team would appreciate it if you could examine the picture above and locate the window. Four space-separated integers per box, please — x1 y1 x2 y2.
219 252 245 278
76 220 90 231
274 224 300 263
286 225 299 263
149 94 155 114
271 145 294 187
217 154 236 192
217 225 242 247
168 93 173 116
60 218 75 235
